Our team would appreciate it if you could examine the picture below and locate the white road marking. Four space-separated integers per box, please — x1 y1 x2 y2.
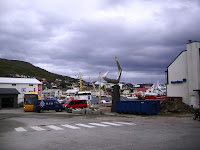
46 125 63 130
88 123 110 127
30 126 46 131
61 124 80 129
15 127 27 132
75 124 96 128
101 122 123 126
114 122 136 125
14 122 136 132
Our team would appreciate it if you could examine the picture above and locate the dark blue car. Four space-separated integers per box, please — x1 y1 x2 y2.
34 99 65 113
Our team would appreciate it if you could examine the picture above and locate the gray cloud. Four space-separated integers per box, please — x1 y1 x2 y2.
0 0 200 84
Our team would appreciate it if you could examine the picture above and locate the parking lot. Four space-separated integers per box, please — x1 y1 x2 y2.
0 108 199 150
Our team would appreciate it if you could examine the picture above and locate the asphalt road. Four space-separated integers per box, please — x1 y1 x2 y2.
0 108 199 150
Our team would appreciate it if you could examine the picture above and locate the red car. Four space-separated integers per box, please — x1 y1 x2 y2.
62 100 88 109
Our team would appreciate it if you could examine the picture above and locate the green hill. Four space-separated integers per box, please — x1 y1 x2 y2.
0 58 76 82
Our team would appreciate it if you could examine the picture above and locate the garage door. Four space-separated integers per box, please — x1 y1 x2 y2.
2 98 14 108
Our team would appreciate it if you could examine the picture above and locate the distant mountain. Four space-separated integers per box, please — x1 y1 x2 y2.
0 58 76 82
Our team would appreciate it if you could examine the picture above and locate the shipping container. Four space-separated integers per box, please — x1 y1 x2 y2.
116 100 160 115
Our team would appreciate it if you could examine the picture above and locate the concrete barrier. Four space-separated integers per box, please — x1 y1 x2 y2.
71 108 104 115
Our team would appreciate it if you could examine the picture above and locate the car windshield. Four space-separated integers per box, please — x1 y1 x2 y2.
58 100 66 104
65 100 71 104
24 94 38 105
55 101 60 105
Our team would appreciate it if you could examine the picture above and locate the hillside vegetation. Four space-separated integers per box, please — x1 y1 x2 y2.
0 58 76 82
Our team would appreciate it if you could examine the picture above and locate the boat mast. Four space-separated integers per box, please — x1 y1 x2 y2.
89 77 98 96
99 68 101 104
79 75 83 92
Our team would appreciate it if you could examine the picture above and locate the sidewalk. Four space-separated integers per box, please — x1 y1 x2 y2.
0 107 26 114
0 107 193 118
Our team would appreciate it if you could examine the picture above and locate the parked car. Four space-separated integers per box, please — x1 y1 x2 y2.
62 100 88 109
34 99 65 113
18 102 24 107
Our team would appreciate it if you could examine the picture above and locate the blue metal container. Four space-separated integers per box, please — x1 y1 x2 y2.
116 100 160 115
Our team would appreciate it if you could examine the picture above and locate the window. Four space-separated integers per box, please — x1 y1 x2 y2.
21 88 26 92
75 101 81 104
69 101 74 105
78 93 91 96
29 84 33 86
12 84 16 86
55 101 59 105
75 100 85 104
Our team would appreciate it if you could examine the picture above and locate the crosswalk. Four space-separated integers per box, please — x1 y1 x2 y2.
61 124 80 129
46 125 64 130
14 122 136 132
30 126 46 131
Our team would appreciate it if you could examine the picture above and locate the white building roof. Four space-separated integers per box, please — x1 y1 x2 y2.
0 77 42 84
65 88 79 94
42 89 61 93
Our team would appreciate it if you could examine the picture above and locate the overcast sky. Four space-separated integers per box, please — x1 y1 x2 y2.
0 0 200 84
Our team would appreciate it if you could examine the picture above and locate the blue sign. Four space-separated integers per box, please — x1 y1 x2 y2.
171 78 186 84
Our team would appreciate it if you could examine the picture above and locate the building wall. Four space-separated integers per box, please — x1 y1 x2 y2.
167 41 200 108
186 42 200 107
0 83 40 103
167 51 189 104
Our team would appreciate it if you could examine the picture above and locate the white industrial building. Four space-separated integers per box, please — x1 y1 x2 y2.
167 41 200 109
0 77 42 107
42 88 62 99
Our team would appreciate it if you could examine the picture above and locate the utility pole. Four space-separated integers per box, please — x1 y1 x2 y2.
99 68 101 104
